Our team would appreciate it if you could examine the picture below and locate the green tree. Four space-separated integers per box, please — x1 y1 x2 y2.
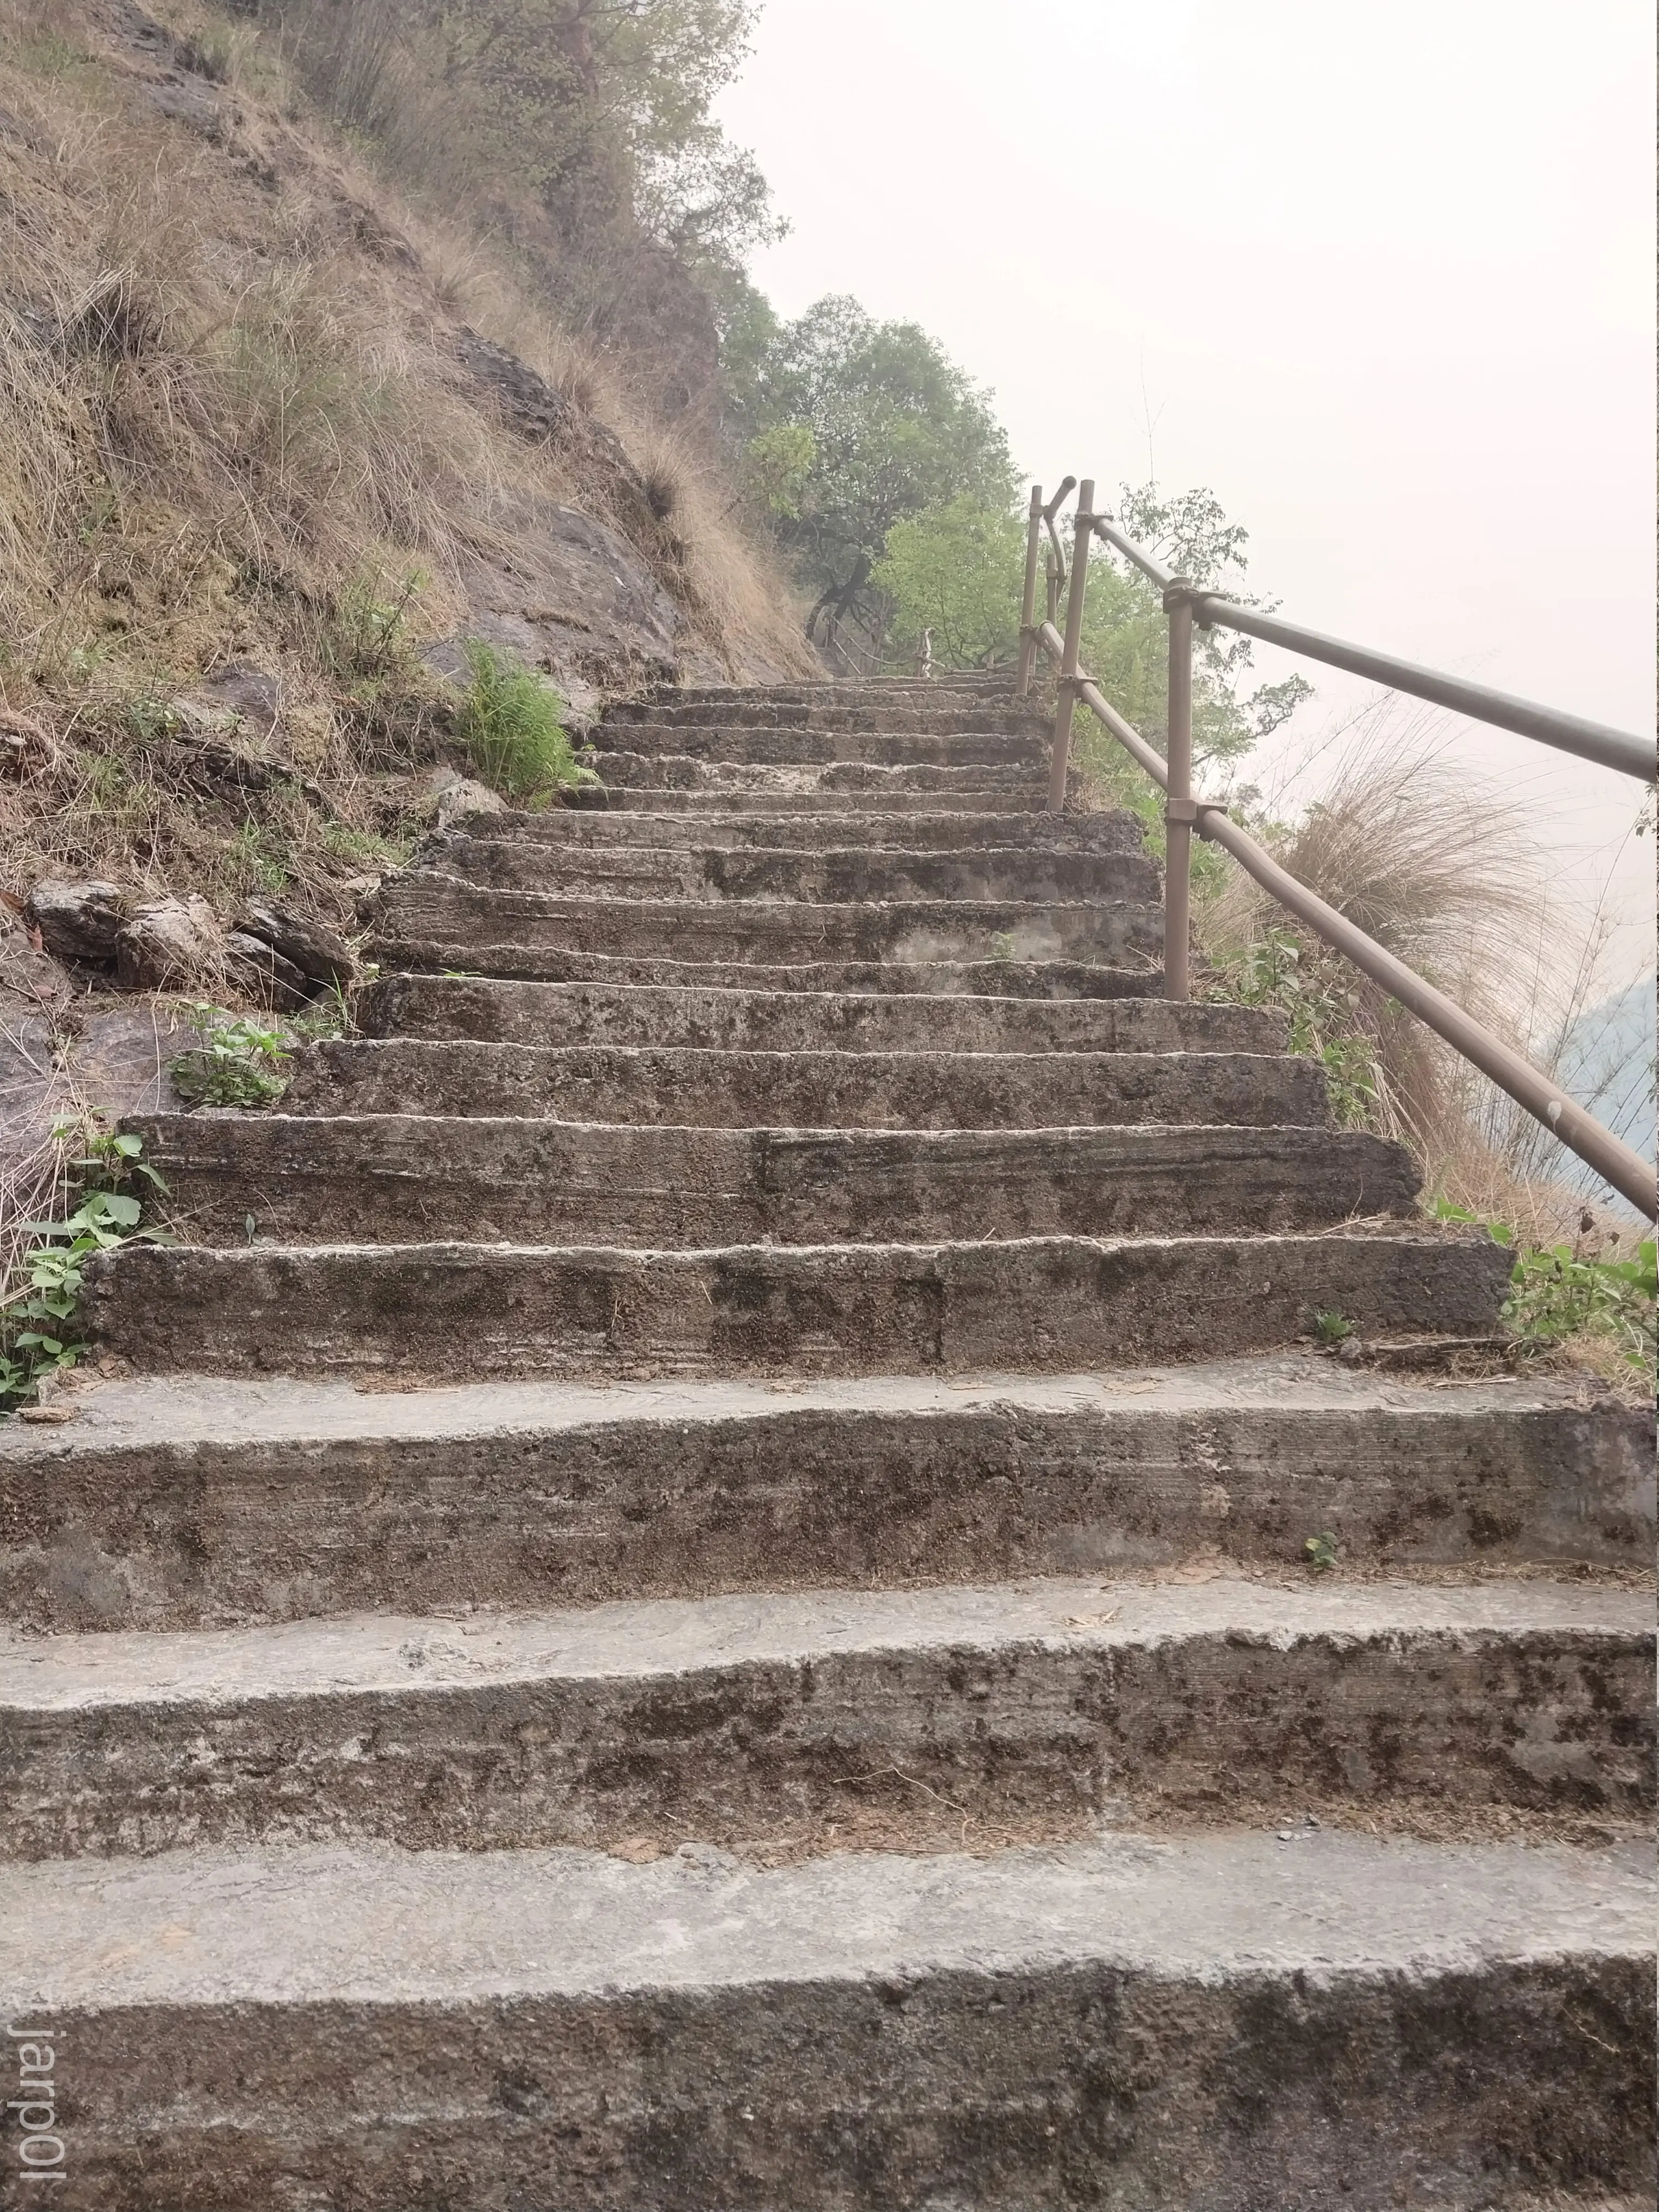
871 496 1025 668
1078 481 1312 779
724 294 1017 604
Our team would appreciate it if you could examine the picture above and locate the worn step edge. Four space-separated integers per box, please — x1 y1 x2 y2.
460 808 1145 852
280 1039 1328 1130
372 878 1162 959
418 840 1160 903
353 974 1281 1051
364 940 1166 996
5 1834 1652 2209
133 1118 1410 1247
82 1231 1515 1381
4 1577 1650 1861
5 1361 1648 1632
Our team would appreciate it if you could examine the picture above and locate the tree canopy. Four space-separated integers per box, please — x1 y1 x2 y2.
723 294 1017 598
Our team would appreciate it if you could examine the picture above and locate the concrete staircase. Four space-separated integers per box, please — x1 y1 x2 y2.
1 675 1652 2209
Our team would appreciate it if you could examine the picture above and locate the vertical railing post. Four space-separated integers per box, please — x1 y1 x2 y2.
1162 580 1195 1000
1015 484 1043 697
1046 479 1094 813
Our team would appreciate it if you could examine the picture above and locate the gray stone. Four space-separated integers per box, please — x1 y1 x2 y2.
280 1036 1328 1129
356 974 1279 1053
370 873 1163 966
433 828 1159 904
3 1577 1648 1859
236 897 353 987
113 893 223 992
222 930 311 1013
82 1230 1514 1382
5 667 1648 2187
23 878 125 963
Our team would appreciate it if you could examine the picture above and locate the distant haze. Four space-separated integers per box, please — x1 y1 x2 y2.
720 0 1656 981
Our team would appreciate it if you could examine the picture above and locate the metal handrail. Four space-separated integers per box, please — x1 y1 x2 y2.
1089 519 1655 783
1019 482 1657 1220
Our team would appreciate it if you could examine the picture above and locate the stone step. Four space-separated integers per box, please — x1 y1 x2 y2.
589 753 1051 800
365 940 1165 998
5 1578 1649 1861
577 783 1036 814
131 1117 1409 1247
462 806 1143 853
633 680 1019 712
8 1831 1650 2206
602 701 1044 735
84 1231 1513 1382
282 1038 1329 1129
356 974 1285 1054
592 723 1049 768
371 877 1162 968
4 1362 1647 1632
428 832 1160 906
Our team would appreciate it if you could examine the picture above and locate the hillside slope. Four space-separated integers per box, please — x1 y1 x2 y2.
1 0 814 929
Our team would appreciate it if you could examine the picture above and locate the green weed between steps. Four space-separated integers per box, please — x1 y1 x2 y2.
167 992 353 1108
455 642 598 804
169 1008 295 1107
1431 1199 1657 1383
0 1122 171 1414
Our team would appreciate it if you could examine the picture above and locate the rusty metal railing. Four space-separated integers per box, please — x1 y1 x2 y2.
1015 479 1658 1220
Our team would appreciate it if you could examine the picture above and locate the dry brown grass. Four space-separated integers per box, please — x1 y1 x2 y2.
1199 710 1644 1249
0 0 814 922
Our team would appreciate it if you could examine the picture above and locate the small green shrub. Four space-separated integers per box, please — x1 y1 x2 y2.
169 1007 293 1108
1217 928 1380 1129
1312 1309 1353 1347
1 1121 170 1413
1431 1199 1657 1381
1303 1532 1340 1573
455 641 595 803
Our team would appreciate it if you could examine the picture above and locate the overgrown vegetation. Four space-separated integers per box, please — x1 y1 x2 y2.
169 1008 294 1109
1432 1201 1656 1387
455 644 595 802
0 1120 169 1412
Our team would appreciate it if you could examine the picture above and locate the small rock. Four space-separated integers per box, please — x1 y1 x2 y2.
224 930 312 1013
421 766 508 831
114 894 224 992
190 663 281 737
237 898 354 988
25 879 127 963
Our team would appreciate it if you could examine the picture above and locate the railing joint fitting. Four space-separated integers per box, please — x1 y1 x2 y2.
1165 798 1201 826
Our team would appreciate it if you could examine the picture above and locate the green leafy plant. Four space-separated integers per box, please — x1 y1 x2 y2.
1304 1532 1340 1573
1219 929 1381 1129
1 1122 170 1413
1431 1199 1657 1381
455 641 595 803
1313 1309 1354 1348
169 1007 294 1108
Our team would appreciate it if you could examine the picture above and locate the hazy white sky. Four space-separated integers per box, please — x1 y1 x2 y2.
718 0 1656 982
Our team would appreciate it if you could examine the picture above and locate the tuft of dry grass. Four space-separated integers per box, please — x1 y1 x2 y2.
1199 706 1650 1255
